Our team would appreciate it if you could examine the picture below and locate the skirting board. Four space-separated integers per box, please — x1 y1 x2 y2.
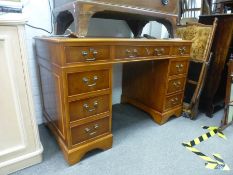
0 144 43 175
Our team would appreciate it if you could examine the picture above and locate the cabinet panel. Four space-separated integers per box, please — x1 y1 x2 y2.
0 22 42 175
0 35 26 157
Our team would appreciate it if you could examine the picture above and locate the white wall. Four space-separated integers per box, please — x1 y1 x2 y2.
22 0 164 125
22 0 132 124
142 21 163 38
23 0 53 124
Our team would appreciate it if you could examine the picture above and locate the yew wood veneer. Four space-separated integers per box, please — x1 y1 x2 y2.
35 38 192 165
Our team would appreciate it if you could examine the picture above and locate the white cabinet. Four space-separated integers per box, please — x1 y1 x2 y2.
0 14 43 175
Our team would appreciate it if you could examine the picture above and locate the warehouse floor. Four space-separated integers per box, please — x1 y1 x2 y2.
13 104 233 175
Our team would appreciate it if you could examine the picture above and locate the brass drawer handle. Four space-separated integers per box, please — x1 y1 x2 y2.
179 46 186 55
176 64 184 72
145 48 150 55
125 49 132 57
125 49 138 58
154 48 165 56
170 97 179 105
83 101 98 112
173 81 181 88
82 48 98 62
82 76 98 87
133 49 138 57
84 124 99 136
82 51 88 56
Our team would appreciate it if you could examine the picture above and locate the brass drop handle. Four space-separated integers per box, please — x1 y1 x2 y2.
133 49 138 57
82 51 88 57
154 48 165 56
83 101 98 112
84 124 99 136
82 48 98 61
179 46 186 55
176 64 184 72
173 81 181 88
82 76 98 87
125 48 138 58
170 97 179 105
145 48 150 55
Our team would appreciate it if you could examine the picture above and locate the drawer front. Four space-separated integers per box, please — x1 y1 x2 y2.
115 46 170 59
169 60 188 75
67 69 110 96
153 46 170 56
171 45 191 56
71 117 110 145
165 93 183 110
167 77 186 94
69 94 110 122
115 46 144 59
65 46 109 63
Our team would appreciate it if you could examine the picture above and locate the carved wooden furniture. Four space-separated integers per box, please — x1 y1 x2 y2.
35 37 191 165
0 14 43 175
176 19 217 119
212 0 233 14
221 59 233 128
179 0 213 25
199 14 233 117
53 0 180 37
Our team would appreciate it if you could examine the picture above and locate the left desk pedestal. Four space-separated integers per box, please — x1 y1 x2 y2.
0 14 43 175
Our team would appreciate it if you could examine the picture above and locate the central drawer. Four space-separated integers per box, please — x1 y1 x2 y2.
69 94 110 122
71 116 110 145
115 45 170 59
67 69 110 96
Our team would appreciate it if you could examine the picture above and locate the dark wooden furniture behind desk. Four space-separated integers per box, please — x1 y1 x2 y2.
35 38 191 165
199 14 233 117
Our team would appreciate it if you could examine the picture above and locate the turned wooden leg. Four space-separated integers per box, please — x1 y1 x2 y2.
74 13 94 37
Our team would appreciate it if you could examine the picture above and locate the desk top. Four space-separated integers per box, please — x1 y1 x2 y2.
35 37 192 44
35 37 192 67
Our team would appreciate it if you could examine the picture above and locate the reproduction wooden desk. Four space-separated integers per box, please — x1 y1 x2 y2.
35 38 191 165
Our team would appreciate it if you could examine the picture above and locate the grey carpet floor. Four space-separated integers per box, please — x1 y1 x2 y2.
13 104 233 175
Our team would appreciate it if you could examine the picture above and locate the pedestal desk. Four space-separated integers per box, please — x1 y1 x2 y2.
35 38 191 165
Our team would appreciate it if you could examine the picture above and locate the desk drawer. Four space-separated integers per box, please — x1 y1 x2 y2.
153 46 170 56
69 94 110 122
65 46 109 64
171 45 191 56
165 93 183 110
67 69 110 96
169 60 188 75
71 116 110 145
115 46 144 59
115 46 170 59
167 77 186 94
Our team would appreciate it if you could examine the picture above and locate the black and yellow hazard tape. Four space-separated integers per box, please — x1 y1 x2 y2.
182 126 230 171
